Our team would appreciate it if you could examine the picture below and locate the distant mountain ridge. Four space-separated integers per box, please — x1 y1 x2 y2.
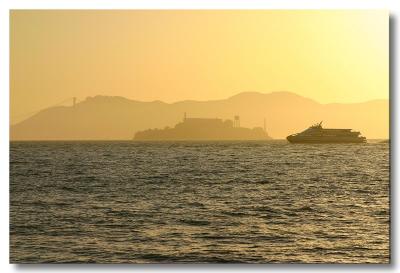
10 91 389 140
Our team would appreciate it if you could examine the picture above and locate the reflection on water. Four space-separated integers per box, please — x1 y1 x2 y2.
10 141 389 263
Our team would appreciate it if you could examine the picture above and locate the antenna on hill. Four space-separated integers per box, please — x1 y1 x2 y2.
73 97 77 107
264 118 266 132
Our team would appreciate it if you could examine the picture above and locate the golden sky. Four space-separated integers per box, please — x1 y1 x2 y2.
10 10 388 124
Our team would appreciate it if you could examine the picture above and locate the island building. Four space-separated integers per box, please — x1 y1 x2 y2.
134 113 272 141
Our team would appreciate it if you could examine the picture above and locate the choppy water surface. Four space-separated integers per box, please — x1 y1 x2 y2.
10 141 389 263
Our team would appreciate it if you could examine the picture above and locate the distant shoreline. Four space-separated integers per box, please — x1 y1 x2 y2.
9 139 281 142
9 139 388 143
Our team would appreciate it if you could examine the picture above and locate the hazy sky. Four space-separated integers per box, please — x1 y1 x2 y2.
11 10 388 123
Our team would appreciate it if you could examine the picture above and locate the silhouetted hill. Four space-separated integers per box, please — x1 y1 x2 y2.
10 92 389 140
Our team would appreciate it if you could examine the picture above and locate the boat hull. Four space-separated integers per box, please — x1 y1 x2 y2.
286 135 366 143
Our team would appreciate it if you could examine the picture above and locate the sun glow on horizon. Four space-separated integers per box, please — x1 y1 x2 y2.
11 10 388 124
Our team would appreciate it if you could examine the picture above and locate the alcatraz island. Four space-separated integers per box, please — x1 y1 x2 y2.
134 113 271 141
